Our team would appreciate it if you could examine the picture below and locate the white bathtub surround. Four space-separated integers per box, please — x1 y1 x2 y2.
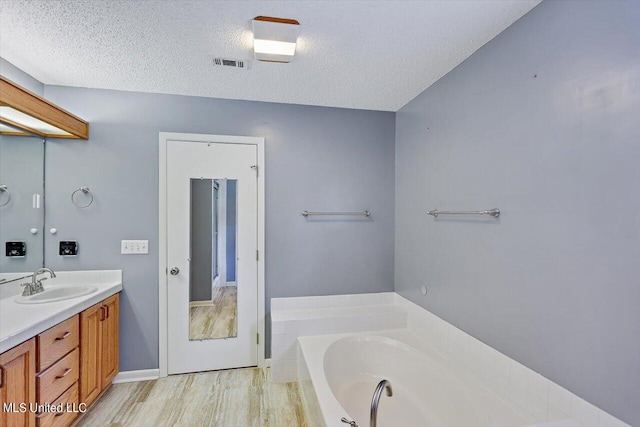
276 292 629 427
0 269 122 353
271 292 406 382
298 342 327 427
394 294 629 427
299 330 538 427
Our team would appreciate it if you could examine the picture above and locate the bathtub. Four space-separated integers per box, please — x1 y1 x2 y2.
297 329 538 427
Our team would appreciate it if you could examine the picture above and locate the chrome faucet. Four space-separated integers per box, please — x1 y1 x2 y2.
370 379 393 427
21 267 56 296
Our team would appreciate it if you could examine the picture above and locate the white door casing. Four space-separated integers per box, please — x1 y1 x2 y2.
159 133 265 377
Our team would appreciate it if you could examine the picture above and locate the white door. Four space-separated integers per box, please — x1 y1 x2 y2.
167 140 258 374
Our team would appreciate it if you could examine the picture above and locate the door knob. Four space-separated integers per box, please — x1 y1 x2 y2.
170 267 180 275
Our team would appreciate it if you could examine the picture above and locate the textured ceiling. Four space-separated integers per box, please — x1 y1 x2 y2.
0 1 540 111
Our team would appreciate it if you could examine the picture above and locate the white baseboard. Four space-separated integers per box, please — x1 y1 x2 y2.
113 369 160 384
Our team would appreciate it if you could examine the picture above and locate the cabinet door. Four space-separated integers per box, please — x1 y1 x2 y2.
100 294 119 387
80 302 102 407
0 338 36 427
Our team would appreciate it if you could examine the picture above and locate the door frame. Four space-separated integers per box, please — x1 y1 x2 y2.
158 132 266 377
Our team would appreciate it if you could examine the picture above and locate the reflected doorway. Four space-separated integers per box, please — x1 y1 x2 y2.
189 179 238 340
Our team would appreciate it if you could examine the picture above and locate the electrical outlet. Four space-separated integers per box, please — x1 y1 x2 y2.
121 240 149 254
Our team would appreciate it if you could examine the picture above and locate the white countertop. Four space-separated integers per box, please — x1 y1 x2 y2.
0 270 122 354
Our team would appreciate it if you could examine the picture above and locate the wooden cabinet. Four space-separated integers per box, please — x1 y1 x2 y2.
36 316 79 373
100 294 119 387
34 383 78 427
79 303 101 407
0 338 36 427
0 292 119 427
80 293 119 407
37 348 79 406
35 315 79 427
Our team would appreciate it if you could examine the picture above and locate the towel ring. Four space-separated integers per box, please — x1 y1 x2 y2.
0 185 11 207
71 186 93 208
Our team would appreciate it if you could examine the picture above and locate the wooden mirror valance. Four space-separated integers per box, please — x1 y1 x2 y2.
0 76 89 139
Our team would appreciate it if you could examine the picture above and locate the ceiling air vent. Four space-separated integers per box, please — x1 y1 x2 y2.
213 58 249 69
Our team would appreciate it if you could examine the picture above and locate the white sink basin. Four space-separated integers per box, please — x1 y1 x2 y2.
15 285 98 304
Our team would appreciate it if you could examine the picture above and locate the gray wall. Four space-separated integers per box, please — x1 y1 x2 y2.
41 85 395 370
394 1 640 425
226 180 236 283
190 179 213 302
0 57 44 96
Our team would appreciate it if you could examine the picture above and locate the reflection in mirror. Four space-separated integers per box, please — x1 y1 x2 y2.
0 134 45 273
189 179 238 340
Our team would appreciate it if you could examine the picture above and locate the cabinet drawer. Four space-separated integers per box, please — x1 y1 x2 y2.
37 348 79 404
36 381 79 427
37 315 79 372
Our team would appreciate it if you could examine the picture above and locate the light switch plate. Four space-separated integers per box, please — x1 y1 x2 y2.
121 240 148 254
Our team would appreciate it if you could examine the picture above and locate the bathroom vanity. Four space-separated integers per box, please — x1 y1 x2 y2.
0 80 122 426
0 270 122 426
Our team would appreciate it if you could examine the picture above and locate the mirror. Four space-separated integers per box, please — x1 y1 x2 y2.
189 178 238 340
0 134 45 273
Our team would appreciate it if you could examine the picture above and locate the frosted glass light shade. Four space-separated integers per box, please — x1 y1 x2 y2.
0 106 73 137
252 16 300 63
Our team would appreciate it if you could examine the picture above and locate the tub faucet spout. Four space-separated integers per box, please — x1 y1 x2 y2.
370 379 393 427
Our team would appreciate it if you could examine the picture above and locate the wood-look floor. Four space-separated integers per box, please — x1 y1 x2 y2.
77 368 308 427
190 286 237 340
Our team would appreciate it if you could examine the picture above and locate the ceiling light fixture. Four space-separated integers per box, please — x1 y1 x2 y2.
252 16 300 63
0 77 89 139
